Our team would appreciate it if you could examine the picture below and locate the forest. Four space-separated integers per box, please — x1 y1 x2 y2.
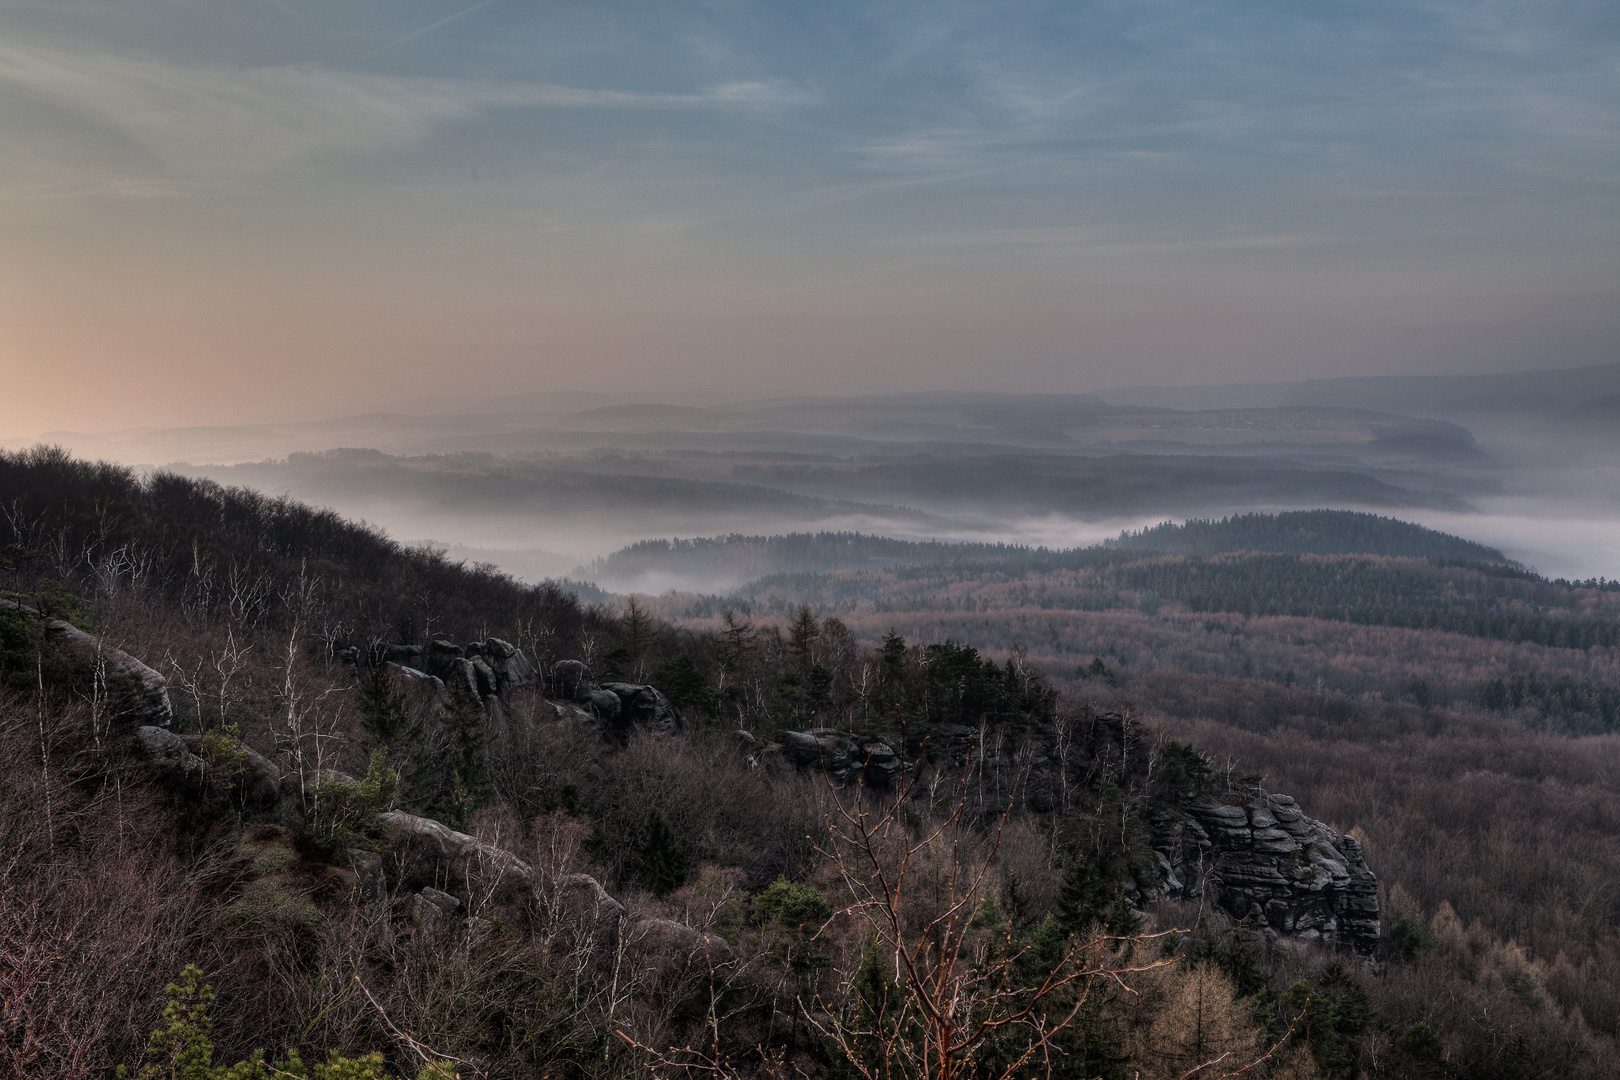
2 445 1617 1079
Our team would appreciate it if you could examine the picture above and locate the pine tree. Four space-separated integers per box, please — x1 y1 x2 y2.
641 804 685 896
619 596 656 681
358 662 411 751
1055 853 1112 935
1394 1022 1450 1079
718 609 754 675
1002 871 1031 928
880 629 907 679
435 679 492 830
849 933 900 1071
788 605 820 672
651 653 712 718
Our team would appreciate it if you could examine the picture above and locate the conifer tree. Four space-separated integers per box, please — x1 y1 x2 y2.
879 629 906 679
1055 853 1112 935
641 804 685 896
618 596 656 680
788 605 820 672
358 662 412 752
435 679 492 830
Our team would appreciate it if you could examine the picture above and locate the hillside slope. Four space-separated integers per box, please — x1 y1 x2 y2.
1 446 1614 1079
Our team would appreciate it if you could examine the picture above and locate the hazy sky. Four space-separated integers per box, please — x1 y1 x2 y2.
3 1 1617 436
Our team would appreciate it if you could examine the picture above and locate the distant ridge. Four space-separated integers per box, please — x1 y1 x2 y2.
1107 510 1509 563
1097 361 1620 418
584 511 1511 592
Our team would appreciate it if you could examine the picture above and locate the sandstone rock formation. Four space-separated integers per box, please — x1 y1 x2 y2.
1154 795 1379 954
549 661 681 730
625 915 739 977
780 728 904 787
770 713 1380 955
600 681 681 730
552 872 627 927
4 599 172 729
379 809 536 901
469 637 537 693
135 725 206 782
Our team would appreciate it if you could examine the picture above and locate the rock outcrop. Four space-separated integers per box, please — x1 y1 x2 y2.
136 725 206 782
769 713 1379 955
552 872 627 927
379 809 536 901
600 681 681 730
1155 795 1380 955
549 661 681 730
469 638 536 693
4 599 172 729
625 915 739 978
780 729 905 787
184 732 282 810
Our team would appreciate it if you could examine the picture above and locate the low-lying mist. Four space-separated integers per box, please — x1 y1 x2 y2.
29 365 1615 590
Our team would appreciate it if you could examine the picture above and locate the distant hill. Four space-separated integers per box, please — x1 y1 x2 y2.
1107 510 1510 563
583 532 1007 591
585 511 1511 593
1098 361 1620 420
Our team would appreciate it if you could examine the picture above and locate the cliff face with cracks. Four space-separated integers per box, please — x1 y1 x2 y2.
758 712 1381 956
1153 795 1380 955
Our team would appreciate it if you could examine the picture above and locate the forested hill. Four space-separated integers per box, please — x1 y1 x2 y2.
585 511 1509 592
1107 510 1508 562
584 532 978 584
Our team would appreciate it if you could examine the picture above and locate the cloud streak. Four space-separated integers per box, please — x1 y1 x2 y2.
0 39 815 187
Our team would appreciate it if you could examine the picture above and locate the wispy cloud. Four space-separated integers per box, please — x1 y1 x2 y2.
0 39 815 189
362 0 509 60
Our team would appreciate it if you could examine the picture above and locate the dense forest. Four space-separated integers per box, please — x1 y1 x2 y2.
1106 512 1509 562
2 446 1617 1079
587 511 1514 592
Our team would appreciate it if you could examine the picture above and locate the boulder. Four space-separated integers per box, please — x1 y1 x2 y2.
581 688 623 721
625 919 741 984
782 729 905 787
280 768 357 793
553 701 597 723
782 728 851 768
424 639 463 680
135 725 206 783
349 849 388 907
470 656 499 699
0 600 173 730
385 661 444 693
410 886 463 932
378 810 535 901
553 872 626 927
601 683 682 730
176 732 281 811
136 726 288 813
381 644 424 667
550 660 598 700
446 657 482 701
480 637 537 691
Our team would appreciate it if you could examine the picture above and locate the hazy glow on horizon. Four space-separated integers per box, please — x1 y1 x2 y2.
2 1 1617 436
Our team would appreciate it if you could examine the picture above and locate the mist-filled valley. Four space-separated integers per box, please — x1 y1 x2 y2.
28 361 1620 586
8 1 1620 1074
4 364 1620 1079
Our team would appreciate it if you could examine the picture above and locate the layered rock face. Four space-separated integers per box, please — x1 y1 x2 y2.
3 598 172 729
778 729 905 787
771 714 1380 955
548 660 682 731
1155 796 1379 955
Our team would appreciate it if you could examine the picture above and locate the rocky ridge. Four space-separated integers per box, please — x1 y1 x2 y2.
21 614 1376 958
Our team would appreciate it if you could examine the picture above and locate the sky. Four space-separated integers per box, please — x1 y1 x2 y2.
2 0 1617 437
